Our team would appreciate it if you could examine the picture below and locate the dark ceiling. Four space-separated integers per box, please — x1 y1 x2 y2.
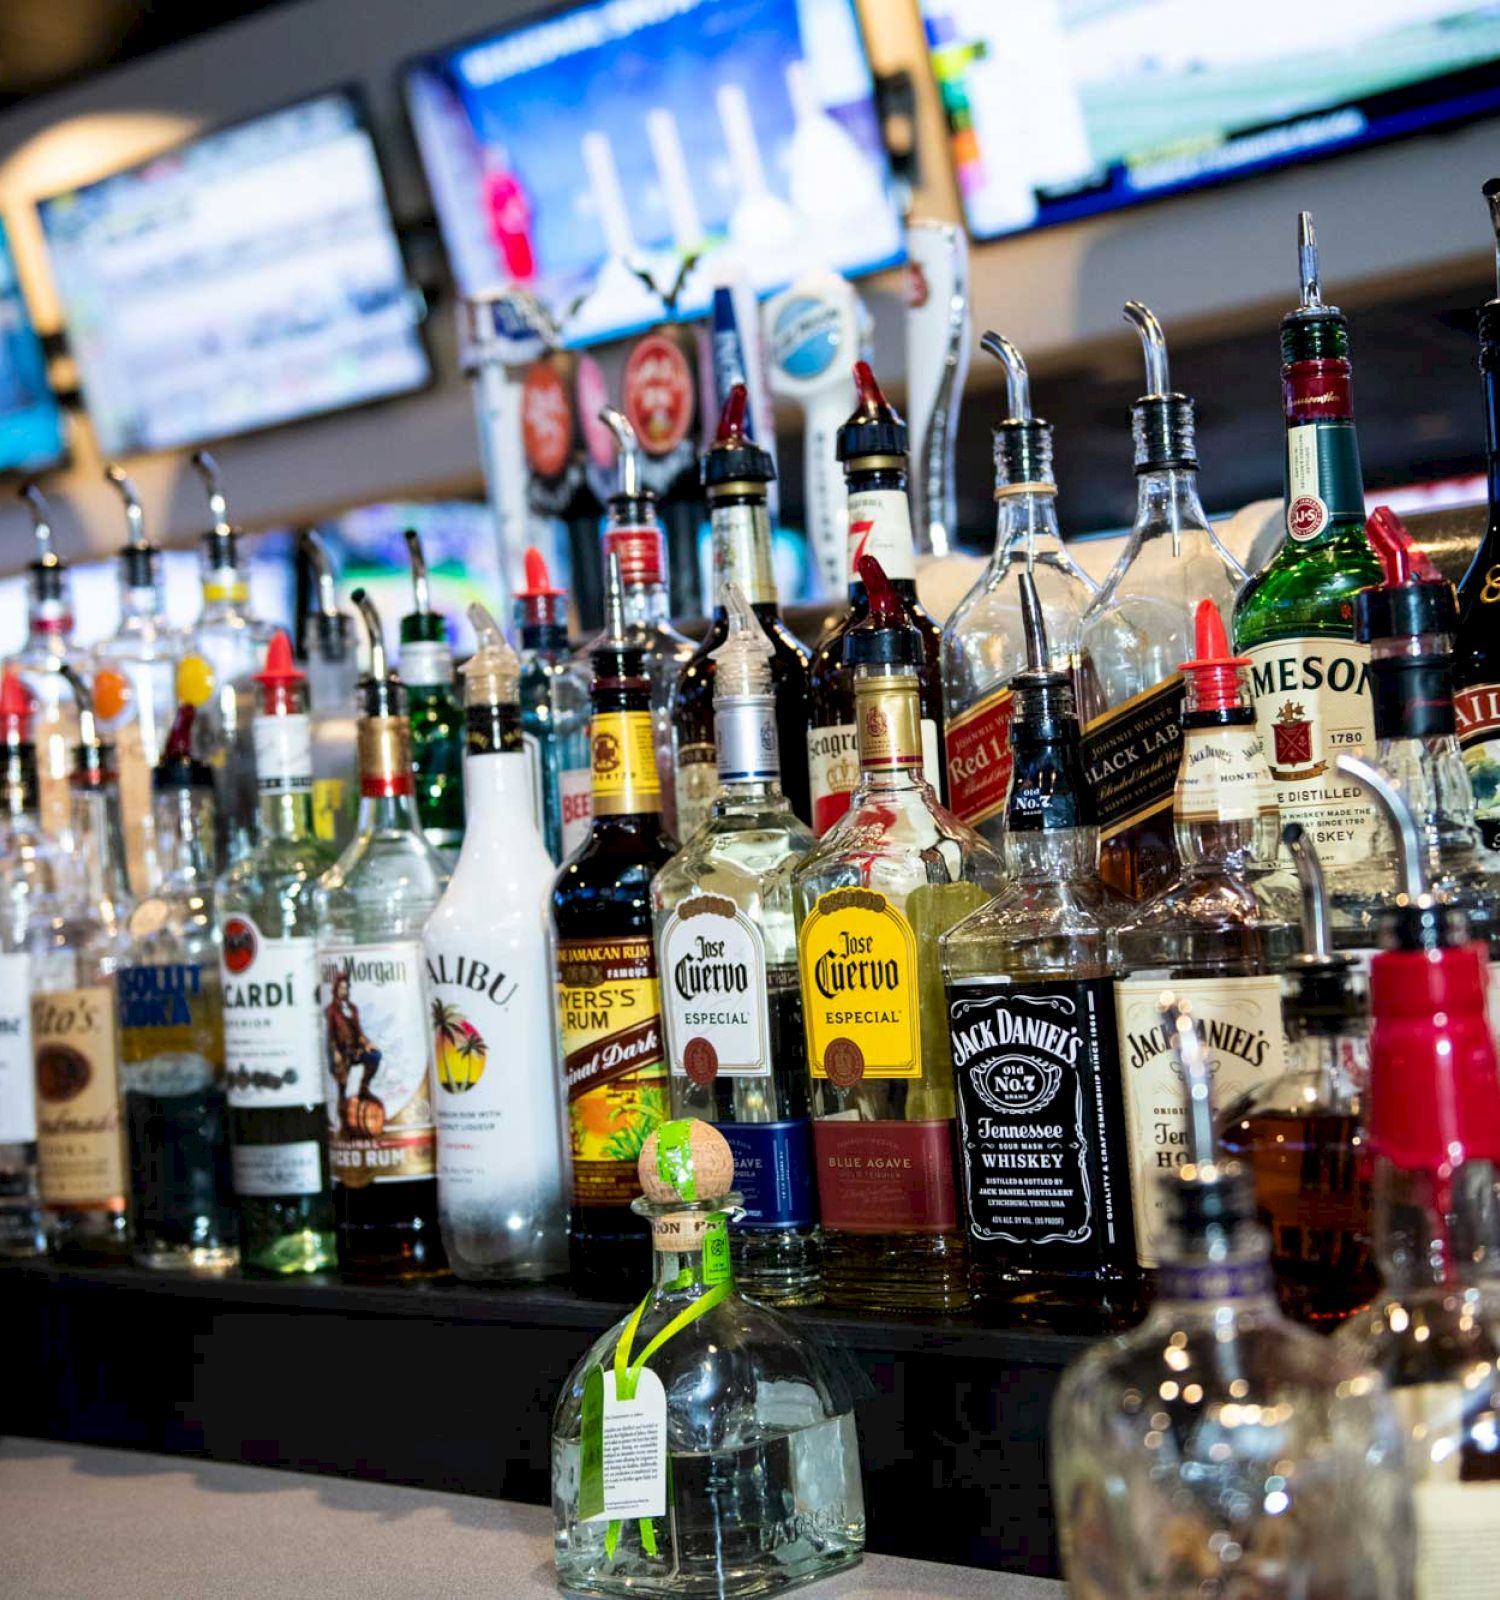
0 0 295 108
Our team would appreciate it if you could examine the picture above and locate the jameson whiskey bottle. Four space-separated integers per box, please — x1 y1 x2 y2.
672 384 812 839
792 556 1001 1312
806 363 946 836
553 554 676 1298
1233 214 1381 870
399 529 465 864
315 593 449 1279
216 633 338 1276
1454 178 1500 847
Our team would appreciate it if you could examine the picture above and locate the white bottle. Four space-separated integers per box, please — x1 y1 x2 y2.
422 602 568 1282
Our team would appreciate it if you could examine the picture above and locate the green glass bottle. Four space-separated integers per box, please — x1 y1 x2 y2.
399 528 465 864
1232 214 1382 887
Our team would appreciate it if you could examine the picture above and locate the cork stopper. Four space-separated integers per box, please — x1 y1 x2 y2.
638 1119 735 1204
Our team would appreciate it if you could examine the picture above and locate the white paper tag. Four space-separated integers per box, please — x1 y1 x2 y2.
589 1367 667 1522
231 1139 324 1198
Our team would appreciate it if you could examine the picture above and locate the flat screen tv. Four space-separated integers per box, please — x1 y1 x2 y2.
922 0 1500 242
37 90 430 457
405 0 905 343
0 217 66 474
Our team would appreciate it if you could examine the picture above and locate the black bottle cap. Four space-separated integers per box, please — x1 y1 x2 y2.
844 555 920 669
836 362 907 466
702 383 775 495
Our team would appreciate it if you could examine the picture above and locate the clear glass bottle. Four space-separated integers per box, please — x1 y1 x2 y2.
652 584 820 1306
941 333 1096 845
596 406 696 840
1051 992 1414 1600
119 704 238 1273
1219 823 1376 1328
1333 754 1500 1594
399 528 465 864
792 555 1001 1314
1112 598 1297 1274
514 546 592 863
423 604 568 1282
1078 304 1246 901
941 573 1137 1327
298 531 360 854
315 592 449 1279
30 668 131 1260
551 1119 864 1598
0 670 47 1256
215 632 338 1276
93 465 180 899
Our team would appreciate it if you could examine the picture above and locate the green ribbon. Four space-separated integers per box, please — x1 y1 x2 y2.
655 1119 698 1200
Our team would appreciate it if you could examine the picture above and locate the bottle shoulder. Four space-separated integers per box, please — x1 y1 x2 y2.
1233 535 1383 646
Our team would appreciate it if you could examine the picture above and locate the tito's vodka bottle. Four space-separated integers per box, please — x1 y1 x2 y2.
315 592 449 1279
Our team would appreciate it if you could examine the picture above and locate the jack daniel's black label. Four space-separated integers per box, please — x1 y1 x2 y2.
947 975 1131 1260
1081 677 1184 838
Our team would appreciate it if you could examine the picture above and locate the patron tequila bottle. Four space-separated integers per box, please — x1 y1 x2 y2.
942 574 1136 1327
552 1120 864 1598
793 556 1000 1313
399 528 465 863
216 633 338 1276
315 592 448 1279
1079 303 1246 901
941 333 1096 845
652 584 819 1306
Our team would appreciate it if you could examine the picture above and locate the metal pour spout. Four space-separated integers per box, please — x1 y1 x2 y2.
1484 178 1500 302
1159 991 1215 1169
980 331 1032 422
599 406 643 499
351 588 389 686
20 483 58 569
104 464 147 550
404 528 432 616
600 550 627 646
301 530 340 621
58 663 99 751
1283 823 1332 961
1123 301 1170 398
1019 569 1048 674
191 450 231 534
1297 211 1323 311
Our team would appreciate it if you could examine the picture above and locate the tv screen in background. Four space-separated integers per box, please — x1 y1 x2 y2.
405 0 905 345
36 91 431 458
0 217 66 474
923 0 1500 242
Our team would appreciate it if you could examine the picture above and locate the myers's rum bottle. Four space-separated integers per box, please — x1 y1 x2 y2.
553 553 676 1298
315 592 448 1279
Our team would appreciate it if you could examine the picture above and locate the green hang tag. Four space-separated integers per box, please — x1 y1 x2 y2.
656 1119 698 1200
701 1213 732 1286
578 1364 605 1523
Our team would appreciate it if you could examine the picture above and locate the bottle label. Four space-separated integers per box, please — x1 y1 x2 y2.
1243 639 1377 867
948 976 1129 1256
715 696 779 785
320 943 436 1186
231 1139 323 1197
1456 685 1500 841
712 503 777 607
812 1118 958 1233
1285 420 1363 542
117 954 222 1092
400 640 454 688
1081 676 1185 840
220 920 323 1110
660 895 771 1081
944 686 1016 832
0 953 37 1145
719 1120 816 1230
673 744 718 845
808 717 941 836
1115 973 1288 1267
560 765 594 854
1175 725 1278 825
590 709 661 817
32 985 126 1207
557 937 668 1208
799 888 921 1081
846 488 916 583
253 714 314 792
855 676 924 770
1391 1384 1500 1599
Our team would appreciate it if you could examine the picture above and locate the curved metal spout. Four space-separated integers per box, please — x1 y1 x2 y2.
1123 301 1170 397
1484 179 1500 300
1158 990 1214 1168
1297 211 1323 311
191 450 230 533
20 483 57 567
58 663 98 749
1019 570 1048 674
350 588 388 683
403 528 432 616
980 331 1032 422
300 530 339 620
1282 824 1332 960
1335 754 1426 899
599 406 641 498
104 464 147 550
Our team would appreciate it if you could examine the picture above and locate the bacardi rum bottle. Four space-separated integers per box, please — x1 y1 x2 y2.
399 528 465 864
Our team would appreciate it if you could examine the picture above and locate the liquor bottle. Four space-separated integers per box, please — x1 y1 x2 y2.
10 484 83 845
215 632 338 1276
1051 993 1414 1600
792 556 1001 1313
806 363 946 836
297 531 360 853
29 667 131 1259
596 406 696 841
651 584 819 1305
514 546 592 864
315 591 448 1279
941 573 1136 1327
423 604 568 1282
1079 303 1246 900
118 703 238 1272
94 465 180 898
1334 752 1500 1591
942 332 1097 845
399 528 465 863
1218 823 1375 1327
553 553 676 1299
1455 178 1500 846
179 451 273 868
671 384 812 841
1112 598 1297 1272
1232 213 1382 874
0 671 46 1257
551 1119 864 1597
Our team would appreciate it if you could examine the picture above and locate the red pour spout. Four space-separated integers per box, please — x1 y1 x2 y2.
714 383 749 444
254 629 304 714
1178 597 1249 713
857 554 903 628
1366 505 1443 587
516 546 564 600
161 702 197 765
0 669 31 740
851 360 892 417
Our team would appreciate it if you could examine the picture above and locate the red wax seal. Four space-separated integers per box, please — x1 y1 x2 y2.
522 361 573 479
623 334 693 457
824 1038 865 1089
683 1037 719 1086
222 916 257 976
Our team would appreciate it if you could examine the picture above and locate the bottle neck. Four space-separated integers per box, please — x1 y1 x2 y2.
1373 1159 1500 1294
72 776 131 916
1484 333 1500 516
356 716 426 835
1154 1220 1279 1312
520 622 571 659
254 707 318 843
1004 825 1098 881
710 495 779 611
1281 352 1367 546
2 741 39 821
1128 466 1214 560
118 582 166 625
200 566 252 619
620 582 673 628
991 485 1066 566
715 689 780 788
844 465 916 589
1369 731 1483 859
590 679 662 820
154 786 217 884
852 666 925 796
462 702 536 844
1004 690 1092 870
1173 711 1264 873
635 1199 735 1301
